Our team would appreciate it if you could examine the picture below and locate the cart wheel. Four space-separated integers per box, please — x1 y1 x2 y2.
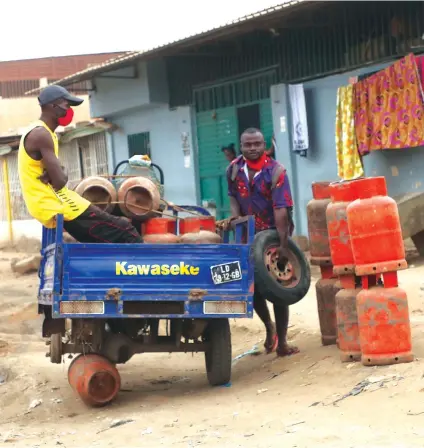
50 333 63 364
204 319 231 386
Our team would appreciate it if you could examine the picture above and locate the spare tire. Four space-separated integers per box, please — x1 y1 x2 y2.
253 230 311 306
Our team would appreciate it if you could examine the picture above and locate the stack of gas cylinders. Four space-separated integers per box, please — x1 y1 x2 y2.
307 176 413 366
74 175 221 243
143 216 222 244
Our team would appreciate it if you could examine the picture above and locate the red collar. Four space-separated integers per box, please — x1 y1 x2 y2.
244 154 267 171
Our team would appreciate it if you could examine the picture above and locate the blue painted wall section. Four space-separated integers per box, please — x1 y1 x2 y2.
89 59 198 206
272 60 424 237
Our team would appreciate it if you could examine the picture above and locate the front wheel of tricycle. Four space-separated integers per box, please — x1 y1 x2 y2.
204 319 231 386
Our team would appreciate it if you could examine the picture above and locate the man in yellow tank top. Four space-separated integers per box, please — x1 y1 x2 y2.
18 85 142 243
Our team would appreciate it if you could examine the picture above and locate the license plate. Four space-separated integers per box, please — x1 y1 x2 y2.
210 261 242 285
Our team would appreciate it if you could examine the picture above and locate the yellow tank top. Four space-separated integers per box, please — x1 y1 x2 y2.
18 120 90 228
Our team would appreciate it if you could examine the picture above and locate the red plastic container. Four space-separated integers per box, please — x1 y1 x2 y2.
326 181 359 275
346 177 407 276
357 286 413 366
307 182 332 266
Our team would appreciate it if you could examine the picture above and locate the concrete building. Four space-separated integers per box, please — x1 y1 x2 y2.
26 1 424 242
0 53 124 136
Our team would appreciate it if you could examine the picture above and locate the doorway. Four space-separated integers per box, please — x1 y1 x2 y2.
237 104 261 139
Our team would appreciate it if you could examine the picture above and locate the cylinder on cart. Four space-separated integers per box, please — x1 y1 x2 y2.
316 278 341 346
357 286 413 366
143 217 180 244
179 216 221 244
68 354 121 407
74 176 117 213
346 177 407 276
326 181 358 275
117 176 161 220
307 182 332 267
336 287 362 362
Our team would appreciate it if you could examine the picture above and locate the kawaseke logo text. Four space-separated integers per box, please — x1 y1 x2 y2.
116 261 200 276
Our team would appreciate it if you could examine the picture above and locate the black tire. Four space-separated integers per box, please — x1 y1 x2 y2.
204 319 232 386
50 333 63 364
253 230 311 306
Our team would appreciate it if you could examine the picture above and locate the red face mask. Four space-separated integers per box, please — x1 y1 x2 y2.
57 107 74 127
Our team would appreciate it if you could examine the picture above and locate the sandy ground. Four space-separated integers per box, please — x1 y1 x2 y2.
1 250 424 448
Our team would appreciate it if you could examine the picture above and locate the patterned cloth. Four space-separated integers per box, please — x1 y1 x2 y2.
354 53 424 154
226 155 294 233
336 85 364 180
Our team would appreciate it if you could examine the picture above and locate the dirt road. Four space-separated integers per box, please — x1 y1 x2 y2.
1 251 424 447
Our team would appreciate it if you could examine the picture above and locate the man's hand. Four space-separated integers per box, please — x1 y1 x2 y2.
38 169 51 185
220 216 240 231
276 245 290 271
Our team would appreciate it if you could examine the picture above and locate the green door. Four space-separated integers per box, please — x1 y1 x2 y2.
197 107 237 219
195 71 277 219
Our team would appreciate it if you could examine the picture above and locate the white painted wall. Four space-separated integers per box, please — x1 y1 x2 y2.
0 219 42 245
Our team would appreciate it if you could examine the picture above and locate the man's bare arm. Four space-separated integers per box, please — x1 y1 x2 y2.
25 128 68 190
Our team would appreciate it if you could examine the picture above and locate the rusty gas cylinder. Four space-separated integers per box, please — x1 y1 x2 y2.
336 287 362 362
143 218 180 244
346 177 407 276
307 181 332 266
68 354 121 407
180 230 222 244
326 181 359 275
357 286 413 366
117 176 161 220
315 278 341 346
74 176 117 213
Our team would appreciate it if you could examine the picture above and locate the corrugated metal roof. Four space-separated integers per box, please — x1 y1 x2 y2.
25 1 308 95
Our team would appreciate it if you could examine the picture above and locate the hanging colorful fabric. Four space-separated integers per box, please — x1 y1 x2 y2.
336 85 364 180
354 53 424 155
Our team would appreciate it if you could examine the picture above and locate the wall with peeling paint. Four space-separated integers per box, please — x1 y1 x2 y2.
271 60 424 237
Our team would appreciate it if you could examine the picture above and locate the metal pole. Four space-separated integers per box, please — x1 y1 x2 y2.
2 157 13 244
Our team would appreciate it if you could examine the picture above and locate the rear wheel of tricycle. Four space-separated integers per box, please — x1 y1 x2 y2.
204 319 231 386
50 333 63 364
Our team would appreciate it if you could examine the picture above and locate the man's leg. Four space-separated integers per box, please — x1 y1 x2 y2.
274 303 299 357
254 289 278 353
63 205 143 243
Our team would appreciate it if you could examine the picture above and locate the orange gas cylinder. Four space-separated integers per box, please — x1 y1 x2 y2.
307 182 332 267
74 176 117 213
357 286 413 366
326 181 359 275
336 287 362 362
346 177 407 276
68 354 121 407
179 216 221 244
117 176 161 219
315 278 341 346
143 218 180 244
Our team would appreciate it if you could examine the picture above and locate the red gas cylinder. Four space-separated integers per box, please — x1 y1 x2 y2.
357 286 413 366
179 216 221 244
346 177 407 276
68 354 121 407
315 278 341 346
117 176 161 219
143 218 180 244
336 288 362 362
74 176 117 213
307 182 332 267
326 181 359 275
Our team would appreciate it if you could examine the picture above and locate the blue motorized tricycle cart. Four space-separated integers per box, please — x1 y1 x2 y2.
37 207 256 406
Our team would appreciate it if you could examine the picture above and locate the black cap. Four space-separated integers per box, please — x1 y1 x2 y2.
38 85 84 107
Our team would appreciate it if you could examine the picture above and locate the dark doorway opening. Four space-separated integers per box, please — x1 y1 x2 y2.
237 103 261 139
